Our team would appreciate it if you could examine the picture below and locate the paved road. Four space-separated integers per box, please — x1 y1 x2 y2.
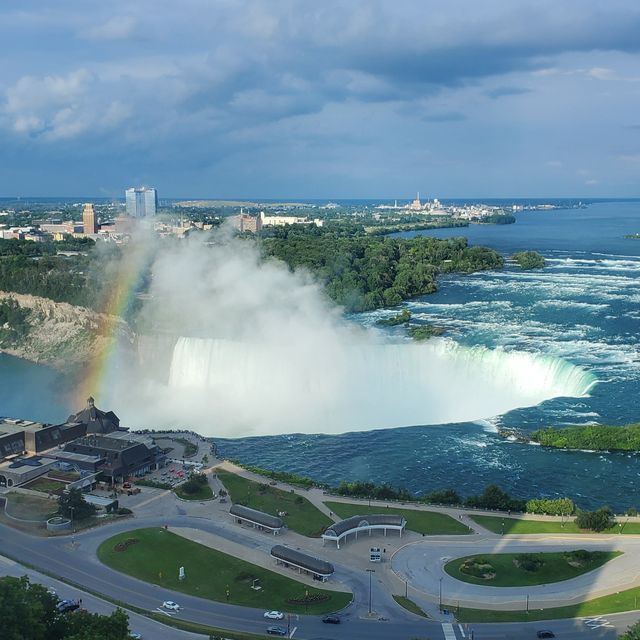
393 534 640 609
1 516 634 639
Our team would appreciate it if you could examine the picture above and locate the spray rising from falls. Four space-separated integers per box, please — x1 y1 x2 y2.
164 336 596 436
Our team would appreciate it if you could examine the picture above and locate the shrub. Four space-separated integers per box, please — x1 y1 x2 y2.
117 507 132 515
424 488 461 505
576 507 614 532
465 484 526 512
564 549 592 565
515 553 544 572
526 497 574 516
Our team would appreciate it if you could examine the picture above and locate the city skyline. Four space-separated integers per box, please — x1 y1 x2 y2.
1 1 639 199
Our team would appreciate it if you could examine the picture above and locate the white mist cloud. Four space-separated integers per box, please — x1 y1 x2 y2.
104 231 595 437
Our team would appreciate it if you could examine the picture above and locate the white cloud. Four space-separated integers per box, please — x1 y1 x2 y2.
82 16 137 41
3 69 130 140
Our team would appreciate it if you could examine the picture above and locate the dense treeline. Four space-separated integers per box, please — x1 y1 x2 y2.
532 424 640 451
0 237 94 257
263 227 503 312
0 239 126 311
478 214 516 224
0 256 98 307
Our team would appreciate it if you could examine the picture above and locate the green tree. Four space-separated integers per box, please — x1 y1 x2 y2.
0 576 62 640
620 621 640 640
64 609 130 640
465 484 526 512
575 507 614 532
58 488 97 521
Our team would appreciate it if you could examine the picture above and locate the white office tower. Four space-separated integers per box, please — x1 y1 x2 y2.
125 187 158 218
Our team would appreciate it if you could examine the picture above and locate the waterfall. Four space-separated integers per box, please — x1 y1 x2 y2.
165 336 596 436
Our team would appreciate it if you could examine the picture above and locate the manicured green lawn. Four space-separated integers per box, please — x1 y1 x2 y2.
393 594 429 618
217 471 332 537
445 551 621 587
23 477 66 495
471 515 640 535
174 483 213 500
324 501 470 535
4 492 57 520
97 528 351 615
456 582 640 623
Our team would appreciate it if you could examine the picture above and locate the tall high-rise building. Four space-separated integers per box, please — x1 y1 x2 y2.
82 203 98 234
125 187 158 218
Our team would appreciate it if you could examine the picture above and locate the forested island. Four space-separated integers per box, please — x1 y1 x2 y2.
262 226 503 312
532 424 640 452
512 250 545 269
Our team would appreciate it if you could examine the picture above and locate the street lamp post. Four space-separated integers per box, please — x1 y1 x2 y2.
405 579 408 598
439 576 443 611
366 569 375 615
526 594 529 613
501 519 505 536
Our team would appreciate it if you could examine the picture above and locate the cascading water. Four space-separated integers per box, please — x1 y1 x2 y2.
166 336 596 436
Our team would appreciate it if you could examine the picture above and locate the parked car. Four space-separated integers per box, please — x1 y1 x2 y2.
162 600 180 611
266 626 287 636
537 632 555 639
130 634 142 640
322 614 341 624
264 611 285 620
127 487 141 495
123 482 132 489
56 600 80 614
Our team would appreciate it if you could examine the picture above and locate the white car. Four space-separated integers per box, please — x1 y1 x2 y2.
162 601 180 611
264 610 285 620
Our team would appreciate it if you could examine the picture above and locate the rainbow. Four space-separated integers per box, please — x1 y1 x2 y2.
77 241 150 406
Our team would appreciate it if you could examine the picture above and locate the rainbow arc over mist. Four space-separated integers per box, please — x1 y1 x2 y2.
78 242 150 405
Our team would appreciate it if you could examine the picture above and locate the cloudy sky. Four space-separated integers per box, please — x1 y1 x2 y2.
1 0 639 199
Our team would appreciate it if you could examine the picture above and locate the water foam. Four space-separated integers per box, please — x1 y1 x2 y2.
164 336 596 436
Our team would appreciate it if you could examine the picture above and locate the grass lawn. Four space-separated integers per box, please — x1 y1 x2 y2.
23 477 67 495
217 471 332 537
4 492 57 520
324 501 470 535
98 528 351 615
445 551 621 587
471 515 640 535
174 483 213 500
456 582 640 623
393 594 429 618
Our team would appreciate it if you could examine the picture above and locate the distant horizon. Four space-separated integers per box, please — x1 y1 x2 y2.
1 195 639 204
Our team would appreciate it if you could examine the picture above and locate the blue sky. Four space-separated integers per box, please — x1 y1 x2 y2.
1 0 639 199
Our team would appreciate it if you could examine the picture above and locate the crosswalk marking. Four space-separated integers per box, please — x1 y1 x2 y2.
442 623 457 640
289 626 297 638
585 616 614 629
458 623 466 638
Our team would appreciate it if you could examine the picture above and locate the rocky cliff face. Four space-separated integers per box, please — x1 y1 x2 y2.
0 291 133 369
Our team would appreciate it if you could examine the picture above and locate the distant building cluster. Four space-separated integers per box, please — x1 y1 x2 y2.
0 397 166 489
375 192 515 220
229 209 324 233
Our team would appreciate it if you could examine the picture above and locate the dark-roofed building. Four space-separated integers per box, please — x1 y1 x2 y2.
0 418 87 461
271 545 334 581
67 397 120 435
322 514 406 549
229 504 284 534
61 434 165 483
